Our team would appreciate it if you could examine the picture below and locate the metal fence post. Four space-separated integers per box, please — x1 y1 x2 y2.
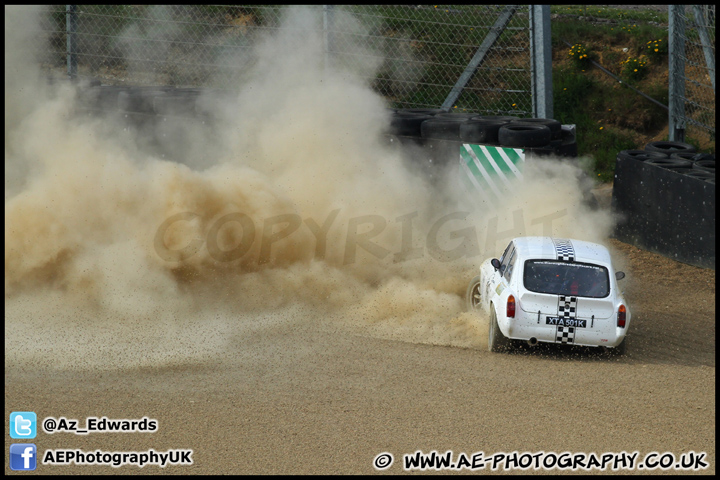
66 5 78 80
668 5 686 142
530 5 553 119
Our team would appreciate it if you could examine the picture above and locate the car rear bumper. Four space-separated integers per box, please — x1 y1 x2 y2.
501 315 627 348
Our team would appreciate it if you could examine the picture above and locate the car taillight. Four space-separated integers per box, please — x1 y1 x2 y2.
617 305 626 328
507 295 516 318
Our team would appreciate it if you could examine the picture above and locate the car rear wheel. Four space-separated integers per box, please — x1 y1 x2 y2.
613 336 627 356
488 308 511 353
466 275 483 311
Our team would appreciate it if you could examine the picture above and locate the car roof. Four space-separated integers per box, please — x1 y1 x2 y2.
509 236 612 265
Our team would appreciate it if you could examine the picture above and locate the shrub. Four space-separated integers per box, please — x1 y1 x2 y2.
621 56 648 81
568 43 591 69
645 38 668 60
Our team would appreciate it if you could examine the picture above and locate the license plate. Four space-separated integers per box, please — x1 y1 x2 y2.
546 317 587 328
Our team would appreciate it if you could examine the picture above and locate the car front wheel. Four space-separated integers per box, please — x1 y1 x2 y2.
488 308 512 353
466 275 483 312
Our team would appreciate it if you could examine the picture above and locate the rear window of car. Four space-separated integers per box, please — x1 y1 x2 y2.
523 260 610 298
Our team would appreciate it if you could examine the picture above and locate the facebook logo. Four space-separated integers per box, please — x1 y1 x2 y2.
10 411 37 439
10 444 37 471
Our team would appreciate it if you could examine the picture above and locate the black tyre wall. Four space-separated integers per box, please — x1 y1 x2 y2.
644 141 697 155
435 112 480 120
478 115 519 123
459 119 509 144
693 153 715 162
389 113 433 137
421 117 466 141
556 139 578 158
78 85 132 111
153 94 201 116
498 124 552 148
693 159 716 173
670 152 699 162
617 150 668 162
396 108 445 116
510 118 562 140
644 158 694 170
612 156 715 269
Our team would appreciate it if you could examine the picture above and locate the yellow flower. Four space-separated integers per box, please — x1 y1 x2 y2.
654 49 658 52
634 69 638 72
563 88 567 90
512 103 516 107
599 127 604 130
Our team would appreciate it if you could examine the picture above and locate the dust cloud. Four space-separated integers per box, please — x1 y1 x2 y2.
5 6 614 371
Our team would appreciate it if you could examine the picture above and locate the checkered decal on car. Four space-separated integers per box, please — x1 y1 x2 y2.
556 326 576 344
556 295 578 344
552 238 575 262
558 295 578 318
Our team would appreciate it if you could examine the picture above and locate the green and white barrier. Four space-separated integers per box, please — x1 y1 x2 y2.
460 144 525 206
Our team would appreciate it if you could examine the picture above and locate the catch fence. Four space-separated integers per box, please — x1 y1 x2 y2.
35 5 536 116
29 5 716 142
669 5 715 144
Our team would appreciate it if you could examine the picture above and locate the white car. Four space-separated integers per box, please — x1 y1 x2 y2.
467 237 630 354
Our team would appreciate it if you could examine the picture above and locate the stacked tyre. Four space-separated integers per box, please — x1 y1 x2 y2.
73 84 223 164
152 88 204 117
617 141 715 184
388 108 443 138
76 85 210 117
459 116 516 144
421 112 481 141
417 113 485 169
76 85 134 113
387 110 576 158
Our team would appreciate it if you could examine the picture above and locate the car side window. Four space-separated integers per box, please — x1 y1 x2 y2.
504 249 517 281
498 242 513 265
499 245 515 277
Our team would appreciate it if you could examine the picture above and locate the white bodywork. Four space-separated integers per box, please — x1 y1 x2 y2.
476 237 631 349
